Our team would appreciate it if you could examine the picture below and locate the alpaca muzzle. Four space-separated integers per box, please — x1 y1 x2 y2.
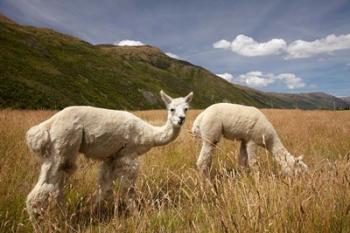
178 116 185 125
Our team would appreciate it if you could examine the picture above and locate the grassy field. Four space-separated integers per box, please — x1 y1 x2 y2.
0 109 349 233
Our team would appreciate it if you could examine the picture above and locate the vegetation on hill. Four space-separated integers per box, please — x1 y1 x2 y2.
0 14 349 110
0 15 263 110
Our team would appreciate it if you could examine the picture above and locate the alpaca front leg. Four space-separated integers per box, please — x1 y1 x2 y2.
247 141 260 181
246 141 258 171
95 157 139 213
238 141 248 167
26 160 65 223
118 158 139 199
238 141 258 176
115 157 139 213
95 159 118 209
196 141 215 179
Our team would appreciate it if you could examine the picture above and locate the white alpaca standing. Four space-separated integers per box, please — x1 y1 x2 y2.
26 90 193 220
192 103 308 177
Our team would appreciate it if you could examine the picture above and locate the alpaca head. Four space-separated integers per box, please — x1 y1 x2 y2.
282 155 309 176
160 90 193 127
294 155 309 175
279 153 309 176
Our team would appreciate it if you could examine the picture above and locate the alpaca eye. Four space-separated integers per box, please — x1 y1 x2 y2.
184 108 188 112
170 108 175 112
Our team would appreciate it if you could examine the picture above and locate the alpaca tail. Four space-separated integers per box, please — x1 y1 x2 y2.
26 121 51 158
191 111 205 138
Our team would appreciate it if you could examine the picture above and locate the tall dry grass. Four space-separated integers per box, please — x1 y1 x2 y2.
0 109 349 232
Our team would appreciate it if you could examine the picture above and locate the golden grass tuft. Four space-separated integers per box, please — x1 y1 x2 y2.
0 109 349 232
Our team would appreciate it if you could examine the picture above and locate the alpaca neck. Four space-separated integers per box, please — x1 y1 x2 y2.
152 117 180 146
269 136 286 155
270 136 295 169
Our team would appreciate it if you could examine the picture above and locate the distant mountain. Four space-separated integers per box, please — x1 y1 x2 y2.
266 92 350 110
340 97 350 103
0 14 348 110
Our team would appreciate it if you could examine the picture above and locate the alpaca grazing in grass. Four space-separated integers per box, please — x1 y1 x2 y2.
26 90 193 221
192 103 308 177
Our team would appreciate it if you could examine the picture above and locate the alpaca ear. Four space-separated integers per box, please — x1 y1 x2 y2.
160 90 173 105
185 91 193 103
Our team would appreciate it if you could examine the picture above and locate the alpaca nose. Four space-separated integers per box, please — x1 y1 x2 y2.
179 116 185 123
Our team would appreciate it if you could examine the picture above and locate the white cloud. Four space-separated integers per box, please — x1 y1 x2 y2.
217 71 306 89
214 33 350 59
114 40 144 46
213 39 231 49
216 72 234 82
286 34 350 59
238 71 275 87
165 52 180 59
231 35 287 56
213 34 287 56
275 73 306 89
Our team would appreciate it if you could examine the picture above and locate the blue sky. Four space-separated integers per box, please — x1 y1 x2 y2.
1 0 350 96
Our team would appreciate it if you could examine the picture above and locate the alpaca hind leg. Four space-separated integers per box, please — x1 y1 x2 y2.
26 131 81 223
196 141 215 179
26 159 66 223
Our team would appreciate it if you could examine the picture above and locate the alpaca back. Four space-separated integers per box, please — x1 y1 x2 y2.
192 103 276 142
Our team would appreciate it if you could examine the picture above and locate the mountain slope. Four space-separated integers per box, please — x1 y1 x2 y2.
0 14 348 110
266 92 350 109
0 15 271 109
341 97 350 103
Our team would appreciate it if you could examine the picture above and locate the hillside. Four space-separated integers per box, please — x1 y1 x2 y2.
267 92 350 109
341 97 350 103
0 14 348 110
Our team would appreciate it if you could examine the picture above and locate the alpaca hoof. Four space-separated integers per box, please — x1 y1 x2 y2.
93 200 110 216
113 198 140 217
